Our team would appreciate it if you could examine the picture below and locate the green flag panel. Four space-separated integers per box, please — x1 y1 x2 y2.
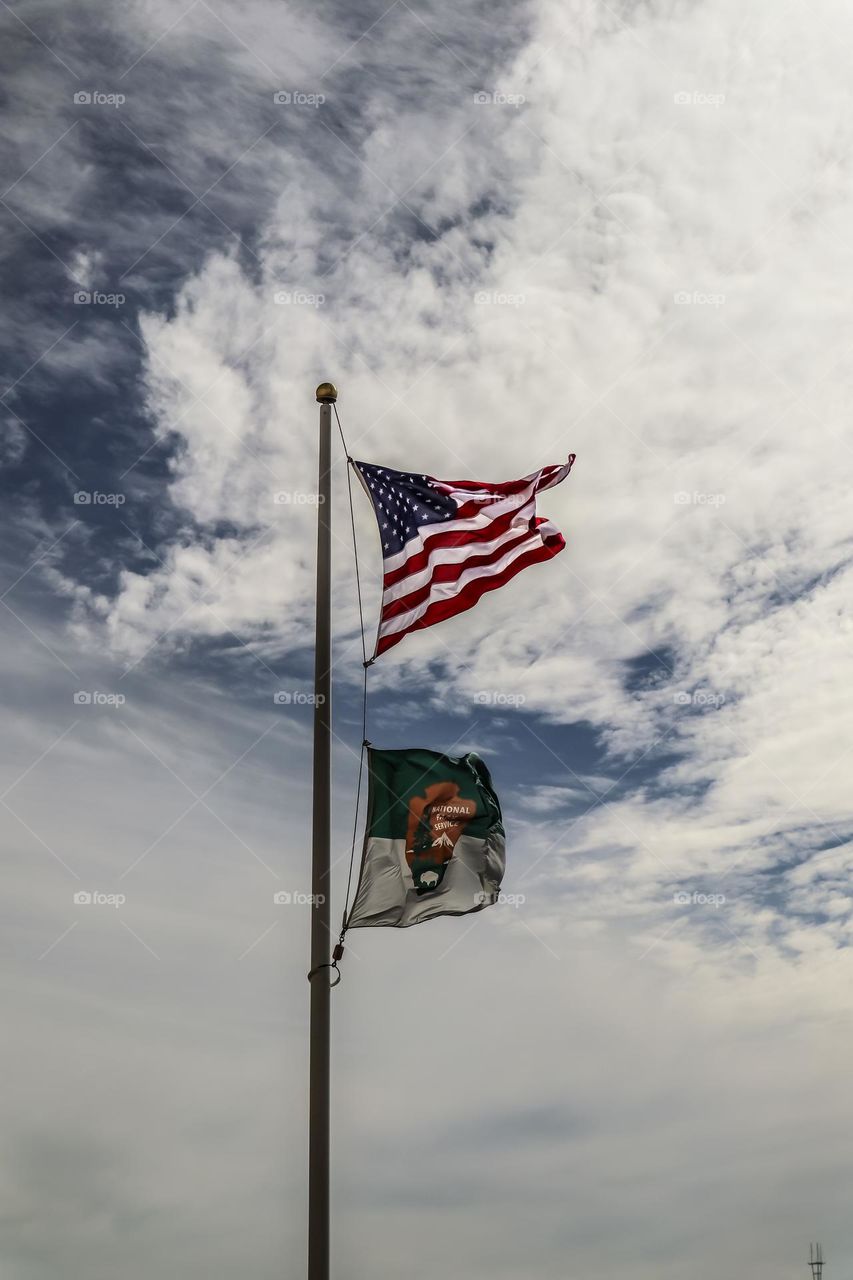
347 747 505 929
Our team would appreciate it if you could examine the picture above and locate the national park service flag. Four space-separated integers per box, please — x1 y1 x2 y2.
346 747 505 929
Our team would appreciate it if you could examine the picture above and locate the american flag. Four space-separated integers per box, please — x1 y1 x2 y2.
353 454 576 657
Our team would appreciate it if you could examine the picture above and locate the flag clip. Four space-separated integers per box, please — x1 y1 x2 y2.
307 938 345 988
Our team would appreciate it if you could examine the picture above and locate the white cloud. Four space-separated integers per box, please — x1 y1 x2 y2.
66 248 103 290
4 606 853 1280
11 0 853 1274
58 0 853 958
0 416 27 465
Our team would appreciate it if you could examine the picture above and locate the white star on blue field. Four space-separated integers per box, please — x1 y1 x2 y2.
357 463 456 553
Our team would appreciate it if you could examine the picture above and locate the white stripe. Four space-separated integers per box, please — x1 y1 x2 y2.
379 527 547 639
532 461 572 493
381 475 544 575
536 517 561 540
383 507 537 604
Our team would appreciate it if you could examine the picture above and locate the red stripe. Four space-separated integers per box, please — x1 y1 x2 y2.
435 464 568 496
448 495 507 520
377 532 566 654
439 478 536 497
381 525 536 621
384 503 537 590
382 460 574 589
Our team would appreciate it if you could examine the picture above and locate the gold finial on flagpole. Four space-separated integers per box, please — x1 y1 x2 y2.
315 382 337 403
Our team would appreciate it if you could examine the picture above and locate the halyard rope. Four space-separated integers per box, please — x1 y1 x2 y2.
333 403 370 952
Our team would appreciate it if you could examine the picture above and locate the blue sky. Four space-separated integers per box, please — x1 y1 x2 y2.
3 1 853 1277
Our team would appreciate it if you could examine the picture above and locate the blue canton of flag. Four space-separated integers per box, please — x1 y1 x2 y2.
355 463 456 557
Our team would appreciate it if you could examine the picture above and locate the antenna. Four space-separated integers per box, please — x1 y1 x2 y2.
809 1243 824 1280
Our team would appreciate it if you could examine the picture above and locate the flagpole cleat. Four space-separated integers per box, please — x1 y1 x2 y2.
307 959 342 987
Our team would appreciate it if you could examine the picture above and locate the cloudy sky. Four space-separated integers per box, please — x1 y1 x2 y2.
3 0 853 1276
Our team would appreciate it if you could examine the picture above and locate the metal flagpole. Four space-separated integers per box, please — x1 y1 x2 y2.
308 380 337 1280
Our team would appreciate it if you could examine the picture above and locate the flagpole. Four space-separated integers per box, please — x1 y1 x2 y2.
308 380 336 1280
